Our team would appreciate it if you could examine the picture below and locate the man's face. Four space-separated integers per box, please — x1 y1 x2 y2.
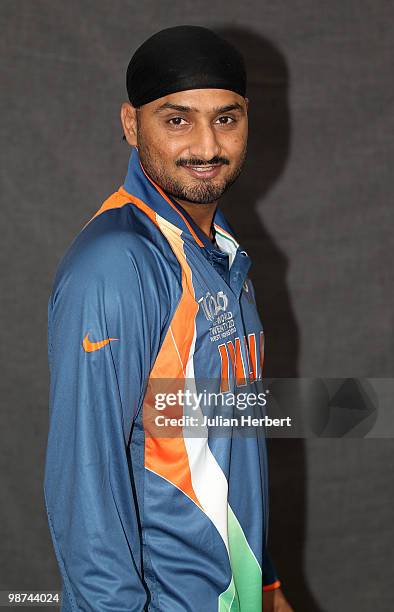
128 89 248 205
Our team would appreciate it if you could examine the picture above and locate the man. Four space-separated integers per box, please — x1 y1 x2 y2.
44 25 293 611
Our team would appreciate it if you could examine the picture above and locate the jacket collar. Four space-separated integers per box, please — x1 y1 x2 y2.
122 145 239 255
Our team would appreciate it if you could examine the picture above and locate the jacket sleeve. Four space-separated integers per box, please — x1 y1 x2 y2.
262 549 281 591
43 236 165 611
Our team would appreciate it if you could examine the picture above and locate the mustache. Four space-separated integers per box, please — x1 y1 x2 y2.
176 157 230 167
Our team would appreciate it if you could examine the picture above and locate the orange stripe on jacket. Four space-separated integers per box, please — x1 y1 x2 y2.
143 219 201 508
82 186 157 230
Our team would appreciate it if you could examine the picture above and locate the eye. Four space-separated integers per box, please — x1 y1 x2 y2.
216 116 236 125
167 117 188 126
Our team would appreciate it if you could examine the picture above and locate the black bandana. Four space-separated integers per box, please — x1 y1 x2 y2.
126 25 247 107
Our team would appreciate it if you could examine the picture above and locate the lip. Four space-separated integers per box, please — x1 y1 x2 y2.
182 164 223 179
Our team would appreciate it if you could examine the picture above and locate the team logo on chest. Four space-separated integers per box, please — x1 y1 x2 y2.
198 290 237 342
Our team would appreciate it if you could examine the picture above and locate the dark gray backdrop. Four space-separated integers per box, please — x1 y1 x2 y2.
1 2 393 611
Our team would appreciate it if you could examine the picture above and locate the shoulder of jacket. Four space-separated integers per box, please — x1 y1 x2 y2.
51 211 182 309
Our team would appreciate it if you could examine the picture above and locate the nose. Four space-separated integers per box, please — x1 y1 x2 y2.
188 121 221 162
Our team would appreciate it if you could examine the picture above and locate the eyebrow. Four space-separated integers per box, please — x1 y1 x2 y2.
153 102 245 114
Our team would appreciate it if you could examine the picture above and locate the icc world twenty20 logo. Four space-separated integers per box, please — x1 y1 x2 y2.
198 290 229 322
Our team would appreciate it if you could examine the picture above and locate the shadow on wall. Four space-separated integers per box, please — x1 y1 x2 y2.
214 26 324 612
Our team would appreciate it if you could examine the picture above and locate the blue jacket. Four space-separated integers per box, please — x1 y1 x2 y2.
44 145 280 611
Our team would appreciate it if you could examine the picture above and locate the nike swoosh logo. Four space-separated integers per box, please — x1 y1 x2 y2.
82 333 119 352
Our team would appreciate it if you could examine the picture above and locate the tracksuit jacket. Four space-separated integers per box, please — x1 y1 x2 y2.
43 145 281 611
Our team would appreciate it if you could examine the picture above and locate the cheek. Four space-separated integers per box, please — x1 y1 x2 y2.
144 130 181 163
222 142 247 166
221 128 247 153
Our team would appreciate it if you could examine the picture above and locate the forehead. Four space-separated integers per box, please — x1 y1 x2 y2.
144 88 246 113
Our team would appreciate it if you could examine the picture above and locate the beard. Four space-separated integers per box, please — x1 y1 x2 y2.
136 130 247 205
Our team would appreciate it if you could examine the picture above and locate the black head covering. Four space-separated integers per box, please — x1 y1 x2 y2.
126 25 247 107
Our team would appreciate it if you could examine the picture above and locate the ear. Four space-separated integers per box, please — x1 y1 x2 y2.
120 102 138 146
244 96 249 111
